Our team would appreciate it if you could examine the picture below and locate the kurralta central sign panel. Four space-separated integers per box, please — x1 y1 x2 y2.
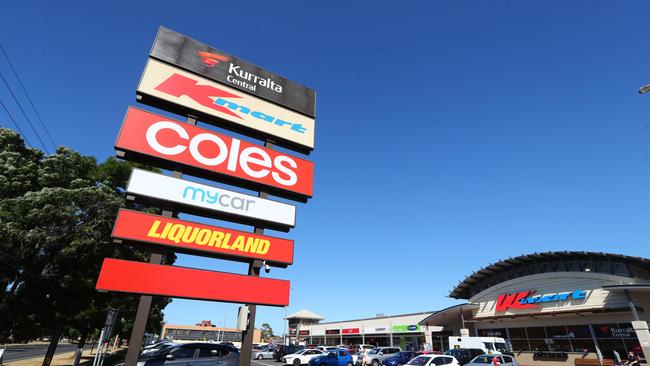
96 258 290 306
115 107 313 201
150 27 316 117
137 59 315 152
125 168 296 230
112 209 294 266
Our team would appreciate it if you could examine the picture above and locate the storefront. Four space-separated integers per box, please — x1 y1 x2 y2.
289 311 435 350
420 251 650 366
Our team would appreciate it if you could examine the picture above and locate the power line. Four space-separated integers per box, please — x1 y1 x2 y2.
0 71 49 153
0 44 56 150
0 97 32 147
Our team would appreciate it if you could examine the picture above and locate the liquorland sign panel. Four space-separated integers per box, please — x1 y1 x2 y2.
150 27 316 117
115 107 314 201
96 258 290 306
125 168 296 230
112 209 294 266
137 58 315 153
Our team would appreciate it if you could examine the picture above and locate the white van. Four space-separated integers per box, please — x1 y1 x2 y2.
448 336 510 354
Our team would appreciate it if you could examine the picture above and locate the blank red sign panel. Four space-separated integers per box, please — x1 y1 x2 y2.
95 258 290 307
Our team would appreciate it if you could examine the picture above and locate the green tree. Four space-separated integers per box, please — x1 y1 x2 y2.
0 128 174 366
260 323 274 342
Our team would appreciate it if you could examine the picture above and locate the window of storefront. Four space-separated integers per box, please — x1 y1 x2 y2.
478 325 597 353
594 323 643 360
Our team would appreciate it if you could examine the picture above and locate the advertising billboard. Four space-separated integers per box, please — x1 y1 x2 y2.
95 258 290 306
392 325 420 332
150 27 316 117
115 107 313 201
137 59 315 153
112 209 294 266
125 168 296 230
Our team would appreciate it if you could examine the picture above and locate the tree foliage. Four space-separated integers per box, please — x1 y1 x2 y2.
0 128 175 345
260 323 274 342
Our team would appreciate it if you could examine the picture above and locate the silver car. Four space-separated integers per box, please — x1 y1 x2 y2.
465 355 520 366
253 346 277 360
365 347 401 366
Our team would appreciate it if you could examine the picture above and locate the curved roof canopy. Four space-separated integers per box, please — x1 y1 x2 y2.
449 251 650 300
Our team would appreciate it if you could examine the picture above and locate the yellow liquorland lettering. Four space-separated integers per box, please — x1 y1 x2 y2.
221 233 232 249
159 222 173 239
208 231 225 247
230 235 245 251
195 229 211 245
256 239 270 255
146 220 163 238
243 237 257 253
181 226 199 243
167 224 185 244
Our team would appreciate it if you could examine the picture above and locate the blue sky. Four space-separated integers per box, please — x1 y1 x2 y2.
2 1 650 335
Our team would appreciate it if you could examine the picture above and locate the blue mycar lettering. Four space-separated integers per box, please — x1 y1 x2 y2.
214 98 308 134
519 289 587 305
182 185 255 212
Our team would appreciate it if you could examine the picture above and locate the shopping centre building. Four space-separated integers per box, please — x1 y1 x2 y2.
293 252 650 366
162 320 261 345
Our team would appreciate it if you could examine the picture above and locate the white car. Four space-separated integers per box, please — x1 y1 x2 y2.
317 346 339 353
283 349 325 365
405 355 460 366
465 355 519 366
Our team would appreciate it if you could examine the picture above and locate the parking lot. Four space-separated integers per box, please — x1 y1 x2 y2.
252 358 283 366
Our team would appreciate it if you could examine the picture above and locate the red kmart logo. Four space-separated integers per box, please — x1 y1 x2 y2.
495 291 539 312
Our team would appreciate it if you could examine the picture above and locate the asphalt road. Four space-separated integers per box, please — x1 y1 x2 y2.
3 342 87 363
252 359 283 366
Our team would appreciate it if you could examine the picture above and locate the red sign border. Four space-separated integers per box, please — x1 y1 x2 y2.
95 258 290 307
111 209 294 267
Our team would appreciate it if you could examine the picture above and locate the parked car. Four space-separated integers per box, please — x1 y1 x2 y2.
283 349 325 365
308 349 354 366
128 342 239 366
405 355 460 366
381 351 419 366
365 347 402 366
275 345 305 361
317 347 340 353
141 341 177 355
443 349 484 366
254 346 277 360
465 355 518 366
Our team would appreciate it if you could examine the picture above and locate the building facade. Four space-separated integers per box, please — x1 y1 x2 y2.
162 323 261 346
420 251 650 366
287 310 436 350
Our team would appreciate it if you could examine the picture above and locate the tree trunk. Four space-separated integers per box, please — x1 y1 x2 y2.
42 327 61 366
73 331 88 366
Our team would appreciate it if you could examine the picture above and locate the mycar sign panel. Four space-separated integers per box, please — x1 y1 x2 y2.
137 58 315 153
96 258 290 306
112 209 294 266
150 27 316 117
125 168 296 231
115 107 313 201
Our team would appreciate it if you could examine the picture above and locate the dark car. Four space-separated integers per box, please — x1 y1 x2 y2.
134 342 240 366
308 349 353 366
381 351 419 366
443 349 484 366
274 345 304 361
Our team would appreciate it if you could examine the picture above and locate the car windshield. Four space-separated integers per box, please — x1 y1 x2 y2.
368 349 380 355
443 350 458 356
495 343 509 353
471 356 496 364
406 356 431 365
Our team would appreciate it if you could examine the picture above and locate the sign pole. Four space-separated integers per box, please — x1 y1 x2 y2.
123 116 197 366
240 140 273 366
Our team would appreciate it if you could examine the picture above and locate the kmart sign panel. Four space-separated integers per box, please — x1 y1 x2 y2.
137 59 315 153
